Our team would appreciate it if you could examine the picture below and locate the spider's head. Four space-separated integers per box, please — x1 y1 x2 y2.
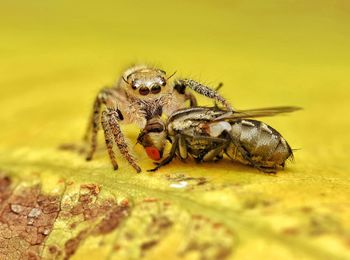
137 117 167 161
122 67 169 99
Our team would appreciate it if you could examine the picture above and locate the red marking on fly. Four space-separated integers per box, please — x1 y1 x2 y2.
145 147 161 161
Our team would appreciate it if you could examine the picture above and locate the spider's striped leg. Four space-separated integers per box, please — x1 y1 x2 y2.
176 79 232 110
85 88 115 161
173 81 197 107
101 110 118 170
107 109 141 173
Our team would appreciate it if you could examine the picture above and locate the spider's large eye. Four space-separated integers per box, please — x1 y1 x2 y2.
139 87 150 95
151 84 161 94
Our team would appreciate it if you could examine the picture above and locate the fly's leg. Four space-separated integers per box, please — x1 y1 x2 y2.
107 109 141 173
201 142 229 162
85 88 114 161
101 111 118 170
177 135 188 160
176 79 232 110
226 132 276 174
258 166 277 174
148 135 180 172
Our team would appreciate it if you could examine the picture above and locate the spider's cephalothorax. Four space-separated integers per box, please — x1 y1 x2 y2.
84 64 232 173
121 66 168 98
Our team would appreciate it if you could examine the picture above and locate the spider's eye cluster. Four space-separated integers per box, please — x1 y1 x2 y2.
151 84 161 94
131 82 138 90
129 77 167 96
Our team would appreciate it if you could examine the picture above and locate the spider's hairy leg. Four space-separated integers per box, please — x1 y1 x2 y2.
173 81 197 107
176 79 232 110
101 111 119 170
85 88 114 161
107 109 142 173
84 96 100 142
185 93 197 107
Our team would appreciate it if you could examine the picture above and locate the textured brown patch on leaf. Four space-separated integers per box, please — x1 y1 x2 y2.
0 184 61 259
64 230 89 260
68 183 104 222
124 199 175 258
179 215 235 259
0 175 12 207
93 201 129 235
62 202 129 259
54 184 131 259
141 240 158 251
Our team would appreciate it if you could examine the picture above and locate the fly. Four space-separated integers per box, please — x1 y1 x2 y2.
137 106 301 173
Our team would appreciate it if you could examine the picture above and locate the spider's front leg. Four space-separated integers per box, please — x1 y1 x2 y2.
103 109 142 173
175 79 232 111
85 88 141 173
173 82 197 107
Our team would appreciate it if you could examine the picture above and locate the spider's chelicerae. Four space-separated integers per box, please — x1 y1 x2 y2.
84 64 232 172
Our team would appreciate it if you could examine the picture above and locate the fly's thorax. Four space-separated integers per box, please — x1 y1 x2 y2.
166 107 228 136
167 107 226 123
119 65 170 100
205 121 232 137
167 120 197 136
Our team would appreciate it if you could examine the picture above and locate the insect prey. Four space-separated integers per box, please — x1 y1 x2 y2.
137 106 301 173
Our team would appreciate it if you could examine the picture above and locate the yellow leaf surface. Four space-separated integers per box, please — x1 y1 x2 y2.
1 1 350 259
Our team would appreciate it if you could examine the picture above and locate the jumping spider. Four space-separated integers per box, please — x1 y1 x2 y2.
84 65 232 172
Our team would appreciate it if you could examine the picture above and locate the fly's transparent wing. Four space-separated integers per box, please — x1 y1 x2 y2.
215 106 302 121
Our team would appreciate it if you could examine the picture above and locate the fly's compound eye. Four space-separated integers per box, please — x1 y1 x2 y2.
139 87 150 95
151 84 161 94
145 147 161 161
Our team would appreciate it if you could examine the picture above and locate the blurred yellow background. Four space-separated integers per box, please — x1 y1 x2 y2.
1 0 350 159
1 0 350 259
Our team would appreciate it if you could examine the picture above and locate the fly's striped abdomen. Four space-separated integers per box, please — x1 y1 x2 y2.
227 119 292 168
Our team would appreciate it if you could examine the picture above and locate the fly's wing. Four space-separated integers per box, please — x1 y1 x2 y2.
214 106 302 121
